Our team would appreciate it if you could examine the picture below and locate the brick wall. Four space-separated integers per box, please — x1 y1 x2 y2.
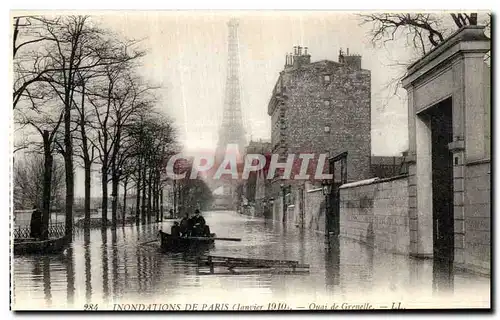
463 161 490 274
339 175 410 254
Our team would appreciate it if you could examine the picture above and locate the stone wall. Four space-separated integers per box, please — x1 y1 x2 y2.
270 181 326 233
462 161 490 274
339 175 410 255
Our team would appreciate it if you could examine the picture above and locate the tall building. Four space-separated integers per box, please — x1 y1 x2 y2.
268 46 372 182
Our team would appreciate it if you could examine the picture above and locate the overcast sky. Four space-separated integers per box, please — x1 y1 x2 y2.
98 11 412 156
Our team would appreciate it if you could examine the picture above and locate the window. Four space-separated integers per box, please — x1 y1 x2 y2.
324 75 331 82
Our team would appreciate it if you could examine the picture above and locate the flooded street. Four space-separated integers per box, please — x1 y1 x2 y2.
13 210 490 310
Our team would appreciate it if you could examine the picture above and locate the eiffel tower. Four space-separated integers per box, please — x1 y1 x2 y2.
216 18 246 158
212 18 246 210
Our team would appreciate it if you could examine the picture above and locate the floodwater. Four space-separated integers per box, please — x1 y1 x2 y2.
12 211 490 310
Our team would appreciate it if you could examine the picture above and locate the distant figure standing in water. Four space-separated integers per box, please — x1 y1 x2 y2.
30 205 42 239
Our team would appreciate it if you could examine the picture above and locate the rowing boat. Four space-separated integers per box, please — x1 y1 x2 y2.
13 235 70 255
158 230 216 253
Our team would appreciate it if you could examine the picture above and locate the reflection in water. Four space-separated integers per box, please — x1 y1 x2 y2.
65 247 75 307
111 230 118 298
84 229 92 304
364 239 374 292
13 211 489 309
325 237 340 292
433 258 454 294
101 229 109 304
42 257 52 307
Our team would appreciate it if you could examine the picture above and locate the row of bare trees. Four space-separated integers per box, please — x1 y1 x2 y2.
13 15 178 237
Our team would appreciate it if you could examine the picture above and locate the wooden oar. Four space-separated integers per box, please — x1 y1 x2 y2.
184 236 241 242
139 239 158 246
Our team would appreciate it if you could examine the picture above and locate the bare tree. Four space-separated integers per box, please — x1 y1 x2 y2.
125 111 178 224
360 12 489 56
13 154 65 216
72 72 98 229
15 81 64 238
12 16 57 110
87 65 150 227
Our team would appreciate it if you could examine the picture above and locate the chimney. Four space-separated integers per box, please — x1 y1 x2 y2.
339 47 361 70
292 45 311 68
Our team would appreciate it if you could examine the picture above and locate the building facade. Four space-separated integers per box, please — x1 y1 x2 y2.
266 46 372 229
268 47 371 182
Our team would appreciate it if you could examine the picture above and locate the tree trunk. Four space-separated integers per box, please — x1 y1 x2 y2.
111 171 119 229
84 162 91 230
156 178 161 222
141 163 147 224
64 102 74 240
80 83 92 230
173 180 177 217
122 177 128 226
160 188 164 221
153 173 158 222
41 130 53 240
147 167 152 222
101 164 108 227
135 158 142 223
110 124 121 229
135 178 141 224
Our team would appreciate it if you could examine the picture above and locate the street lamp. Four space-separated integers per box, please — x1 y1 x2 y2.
322 179 333 196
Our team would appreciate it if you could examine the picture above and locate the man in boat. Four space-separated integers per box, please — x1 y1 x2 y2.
191 209 210 237
29 205 42 239
170 221 181 237
179 213 191 237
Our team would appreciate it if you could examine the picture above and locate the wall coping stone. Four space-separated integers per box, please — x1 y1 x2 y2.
466 158 491 166
306 188 323 193
339 174 409 189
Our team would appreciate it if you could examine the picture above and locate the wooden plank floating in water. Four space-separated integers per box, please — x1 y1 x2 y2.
208 261 310 269
196 255 310 275
184 236 241 242
196 268 310 276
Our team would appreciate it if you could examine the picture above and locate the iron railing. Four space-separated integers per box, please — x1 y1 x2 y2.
13 222 66 239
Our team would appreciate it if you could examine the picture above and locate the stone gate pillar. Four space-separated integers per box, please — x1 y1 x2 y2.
402 26 490 274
